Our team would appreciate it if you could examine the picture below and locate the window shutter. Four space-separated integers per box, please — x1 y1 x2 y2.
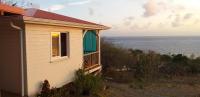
83 30 97 54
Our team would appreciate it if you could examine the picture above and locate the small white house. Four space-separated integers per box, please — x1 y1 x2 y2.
0 4 109 97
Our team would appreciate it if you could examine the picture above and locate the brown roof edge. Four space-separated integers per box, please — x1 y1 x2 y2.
0 4 24 15
23 16 110 30
24 8 110 30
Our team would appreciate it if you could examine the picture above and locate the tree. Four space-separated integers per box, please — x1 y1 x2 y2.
1 0 40 8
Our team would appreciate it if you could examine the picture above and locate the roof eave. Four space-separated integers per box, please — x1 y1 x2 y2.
0 4 24 15
23 16 109 30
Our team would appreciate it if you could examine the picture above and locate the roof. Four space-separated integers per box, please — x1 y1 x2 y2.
0 4 109 30
24 8 109 30
0 4 24 15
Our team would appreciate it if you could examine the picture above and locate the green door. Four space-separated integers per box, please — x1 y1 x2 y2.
83 30 97 54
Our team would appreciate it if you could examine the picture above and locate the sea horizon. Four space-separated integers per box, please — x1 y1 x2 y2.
102 35 200 38
104 36 200 57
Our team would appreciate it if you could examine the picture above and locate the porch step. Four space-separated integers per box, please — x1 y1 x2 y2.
84 64 102 74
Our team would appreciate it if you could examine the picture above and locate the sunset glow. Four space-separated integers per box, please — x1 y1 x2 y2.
30 0 200 36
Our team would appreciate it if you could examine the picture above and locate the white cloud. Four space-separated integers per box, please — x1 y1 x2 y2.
183 13 193 20
46 0 95 11
67 0 92 6
123 16 135 26
143 0 186 17
48 4 65 11
143 0 158 17
88 7 94 16
172 14 181 27
194 19 199 24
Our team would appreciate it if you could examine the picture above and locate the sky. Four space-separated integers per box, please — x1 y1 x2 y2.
16 0 200 36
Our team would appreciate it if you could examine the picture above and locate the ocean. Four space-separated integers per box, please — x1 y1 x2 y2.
104 36 200 57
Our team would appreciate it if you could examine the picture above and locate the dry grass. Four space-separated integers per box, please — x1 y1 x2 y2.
101 76 200 97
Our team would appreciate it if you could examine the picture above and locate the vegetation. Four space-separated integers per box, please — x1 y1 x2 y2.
101 38 200 83
37 39 200 97
1 0 38 8
39 80 51 97
74 69 103 96
37 69 103 97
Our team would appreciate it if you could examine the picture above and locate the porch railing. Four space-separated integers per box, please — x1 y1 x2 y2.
83 52 99 69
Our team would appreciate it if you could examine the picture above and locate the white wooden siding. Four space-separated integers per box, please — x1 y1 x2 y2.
25 24 83 96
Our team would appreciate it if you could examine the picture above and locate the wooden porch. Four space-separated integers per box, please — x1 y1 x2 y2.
83 52 101 74
83 30 101 74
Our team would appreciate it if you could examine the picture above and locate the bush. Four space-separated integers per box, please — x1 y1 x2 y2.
74 69 103 96
104 70 133 83
38 80 51 97
101 38 200 82
101 39 132 71
37 70 103 97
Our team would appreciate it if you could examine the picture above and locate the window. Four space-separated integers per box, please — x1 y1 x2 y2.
51 32 69 59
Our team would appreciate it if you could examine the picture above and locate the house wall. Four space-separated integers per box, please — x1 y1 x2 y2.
0 16 24 96
25 24 83 96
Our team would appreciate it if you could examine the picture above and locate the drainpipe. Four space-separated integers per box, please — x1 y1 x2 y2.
10 22 25 97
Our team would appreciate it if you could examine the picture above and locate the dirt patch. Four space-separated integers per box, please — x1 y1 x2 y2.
102 77 200 97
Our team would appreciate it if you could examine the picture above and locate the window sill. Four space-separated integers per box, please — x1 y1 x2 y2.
50 56 69 63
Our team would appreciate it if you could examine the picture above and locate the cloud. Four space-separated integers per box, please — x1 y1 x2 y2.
158 22 164 28
143 0 158 17
144 22 152 28
112 25 119 30
171 5 185 13
126 16 135 21
171 14 181 27
143 0 186 17
67 0 92 5
47 0 94 11
130 23 151 30
88 8 94 16
170 13 195 27
123 16 135 26
168 14 172 19
48 4 65 11
194 19 199 24
183 13 193 20
131 24 140 30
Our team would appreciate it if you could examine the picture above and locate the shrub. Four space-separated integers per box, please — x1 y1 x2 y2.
104 70 133 83
37 70 103 97
101 39 200 82
74 69 103 96
101 39 132 71
37 80 51 97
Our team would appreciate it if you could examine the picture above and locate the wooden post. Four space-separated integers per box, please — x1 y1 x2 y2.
83 30 88 38
97 30 101 66
82 29 88 69
91 54 92 66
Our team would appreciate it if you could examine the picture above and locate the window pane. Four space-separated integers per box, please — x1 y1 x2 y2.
52 33 60 57
61 33 67 56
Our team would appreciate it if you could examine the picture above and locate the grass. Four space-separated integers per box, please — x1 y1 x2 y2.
103 76 200 97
